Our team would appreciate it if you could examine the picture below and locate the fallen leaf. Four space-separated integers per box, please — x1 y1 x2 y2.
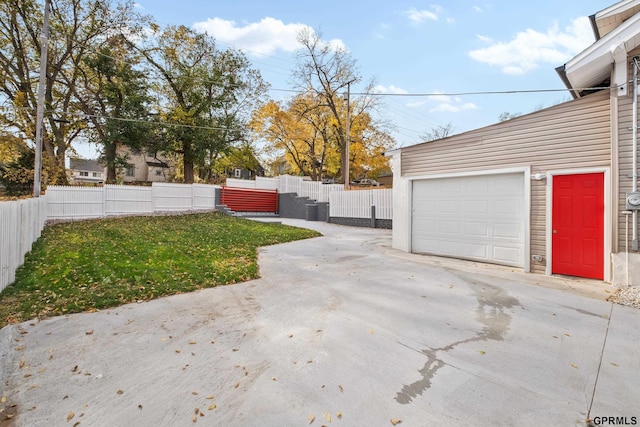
175 350 181 353
325 412 331 422
570 363 579 369
192 414 197 423
288 334 293 338
73 422 80 427
390 419 402 425
1 396 6 404
192 391 198 395
19 360 25 368
234 383 240 389
15 346 25 351
338 385 343 393
189 341 197 345
368 329 374 334
205 395 215 400
479 350 486 355
85 330 93 335
208 404 216 410
117 389 124 395
611 362 619 367
138 405 143 410
337 411 342 419
67 411 75 421
195 408 200 415
309 414 315 424
271 377 277 381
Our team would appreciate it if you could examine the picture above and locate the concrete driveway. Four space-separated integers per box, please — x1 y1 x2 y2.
1 219 639 426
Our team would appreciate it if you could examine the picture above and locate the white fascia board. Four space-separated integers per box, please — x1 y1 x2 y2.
565 12 640 90
595 0 640 22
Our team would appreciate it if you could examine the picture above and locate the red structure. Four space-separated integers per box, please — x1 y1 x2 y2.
220 187 278 213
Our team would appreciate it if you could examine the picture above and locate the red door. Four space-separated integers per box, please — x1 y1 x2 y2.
552 173 604 280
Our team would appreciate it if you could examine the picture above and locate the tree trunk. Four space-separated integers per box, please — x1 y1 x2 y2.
105 142 117 184
183 141 194 183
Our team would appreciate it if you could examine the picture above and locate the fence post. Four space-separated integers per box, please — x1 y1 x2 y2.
370 205 376 228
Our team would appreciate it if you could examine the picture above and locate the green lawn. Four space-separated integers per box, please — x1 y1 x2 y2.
0 212 321 328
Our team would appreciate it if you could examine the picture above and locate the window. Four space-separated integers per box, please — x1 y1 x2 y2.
234 168 242 178
126 164 135 177
79 171 88 177
92 172 100 177
155 169 162 176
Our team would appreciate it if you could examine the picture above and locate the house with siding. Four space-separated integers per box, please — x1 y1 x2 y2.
118 146 173 183
389 0 640 285
69 159 104 185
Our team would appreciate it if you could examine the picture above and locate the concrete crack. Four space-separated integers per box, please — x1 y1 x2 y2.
586 302 614 422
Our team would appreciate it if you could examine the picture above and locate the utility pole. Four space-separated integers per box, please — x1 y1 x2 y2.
343 81 351 190
34 0 51 197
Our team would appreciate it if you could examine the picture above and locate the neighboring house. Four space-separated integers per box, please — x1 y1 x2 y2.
69 159 104 185
118 147 173 183
229 164 265 180
389 0 640 285
376 171 393 188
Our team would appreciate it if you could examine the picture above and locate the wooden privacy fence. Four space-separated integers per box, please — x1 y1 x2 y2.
0 197 48 293
221 187 278 213
47 183 220 221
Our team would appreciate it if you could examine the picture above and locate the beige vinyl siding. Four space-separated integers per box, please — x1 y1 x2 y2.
402 90 611 274
617 82 636 252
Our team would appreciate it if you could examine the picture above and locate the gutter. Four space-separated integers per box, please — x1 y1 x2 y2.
554 65 579 100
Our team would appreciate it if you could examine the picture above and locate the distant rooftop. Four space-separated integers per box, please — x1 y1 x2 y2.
69 158 103 172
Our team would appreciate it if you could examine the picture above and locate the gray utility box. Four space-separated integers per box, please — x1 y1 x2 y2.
626 192 640 210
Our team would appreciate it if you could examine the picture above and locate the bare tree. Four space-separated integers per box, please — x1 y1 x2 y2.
421 123 455 142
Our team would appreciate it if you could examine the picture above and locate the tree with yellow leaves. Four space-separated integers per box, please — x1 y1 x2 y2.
252 29 395 182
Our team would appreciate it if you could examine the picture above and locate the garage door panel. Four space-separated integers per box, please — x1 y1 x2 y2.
464 221 489 237
492 222 523 239
412 173 525 268
462 242 490 259
493 246 522 264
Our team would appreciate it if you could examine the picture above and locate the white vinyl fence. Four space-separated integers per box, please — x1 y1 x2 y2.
329 189 393 220
227 175 344 203
48 182 220 221
225 174 392 219
0 197 48 293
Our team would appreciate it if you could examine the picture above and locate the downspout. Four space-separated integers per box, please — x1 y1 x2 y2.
633 57 639 250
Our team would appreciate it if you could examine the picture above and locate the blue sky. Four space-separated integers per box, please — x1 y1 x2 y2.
91 0 615 155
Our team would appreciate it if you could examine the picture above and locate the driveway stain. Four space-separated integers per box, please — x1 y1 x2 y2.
396 276 520 404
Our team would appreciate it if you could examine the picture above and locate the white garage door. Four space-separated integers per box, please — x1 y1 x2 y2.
411 173 525 267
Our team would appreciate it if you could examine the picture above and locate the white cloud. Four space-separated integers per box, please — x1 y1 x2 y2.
476 34 492 43
193 17 317 56
133 3 143 10
473 6 483 13
406 7 439 25
373 84 408 94
427 91 477 112
405 101 426 108
429 102 477 113
468 16 593 74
